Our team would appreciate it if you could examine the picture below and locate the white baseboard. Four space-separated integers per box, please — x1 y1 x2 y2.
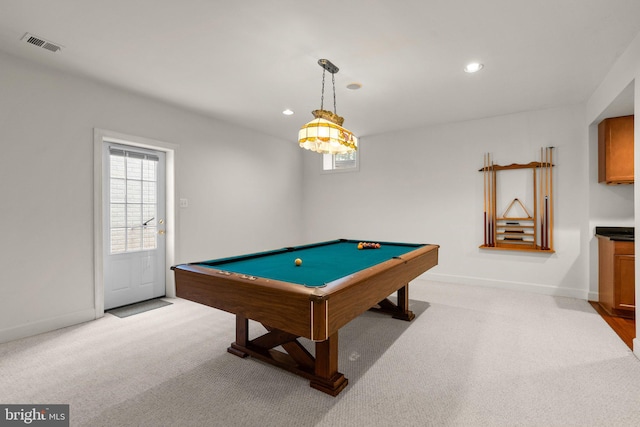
0 308 97 344
420 272 591 300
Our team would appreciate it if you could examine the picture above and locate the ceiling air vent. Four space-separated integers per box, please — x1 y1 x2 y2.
21 33 63 53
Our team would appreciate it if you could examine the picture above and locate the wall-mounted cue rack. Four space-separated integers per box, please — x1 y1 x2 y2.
480 147 555 253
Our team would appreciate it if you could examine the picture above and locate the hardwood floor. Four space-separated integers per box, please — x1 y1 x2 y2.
589 301 636 349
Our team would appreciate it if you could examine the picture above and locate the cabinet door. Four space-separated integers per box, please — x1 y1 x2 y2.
598 115 634 184
615 254 635 312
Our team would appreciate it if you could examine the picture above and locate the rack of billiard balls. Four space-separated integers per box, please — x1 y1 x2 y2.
357 242 381 250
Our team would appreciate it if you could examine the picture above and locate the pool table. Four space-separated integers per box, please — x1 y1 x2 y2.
172 239 439 396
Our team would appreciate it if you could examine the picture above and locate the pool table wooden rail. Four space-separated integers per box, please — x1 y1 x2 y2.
172 264 315 339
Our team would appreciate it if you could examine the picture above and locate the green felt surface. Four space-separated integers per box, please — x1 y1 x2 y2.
197 239 424 287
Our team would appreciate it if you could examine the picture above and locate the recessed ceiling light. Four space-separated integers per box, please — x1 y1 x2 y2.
346 83 362 90
464 62 484 73
282 109 294 116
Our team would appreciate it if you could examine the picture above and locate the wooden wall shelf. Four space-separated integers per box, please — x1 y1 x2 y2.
479 245 555 253
480 149 555 254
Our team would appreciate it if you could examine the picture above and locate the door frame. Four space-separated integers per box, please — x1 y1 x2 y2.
94 128 178 318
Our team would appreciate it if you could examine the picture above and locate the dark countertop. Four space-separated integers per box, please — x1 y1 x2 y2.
595 226 634 241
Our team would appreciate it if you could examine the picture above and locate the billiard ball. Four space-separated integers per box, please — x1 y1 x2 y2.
357 243 363 250
295 258 302 266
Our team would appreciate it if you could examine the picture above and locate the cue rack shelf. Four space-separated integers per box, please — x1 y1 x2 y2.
480 147 555 253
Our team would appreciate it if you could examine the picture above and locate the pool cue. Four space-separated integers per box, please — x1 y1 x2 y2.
482 153 487 246
547 147 553 249
490 157 496 246
541 148 545 249
485 153 490 246
488 153 493 246
547 147 552 249
485 153 492 246
543 147 548 250
533 165 537 248
544 197 549 249
483 153 487 246
543 147 550 250
539 147 545 250
548 147 554 250
540 148 547 249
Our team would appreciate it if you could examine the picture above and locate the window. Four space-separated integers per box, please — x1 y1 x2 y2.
109 147 159 254
322 151 358 172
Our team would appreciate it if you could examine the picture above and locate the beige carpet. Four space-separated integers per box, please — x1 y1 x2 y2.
1 281 639 426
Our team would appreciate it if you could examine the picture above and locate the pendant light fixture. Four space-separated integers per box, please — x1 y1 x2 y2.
298 59 358 154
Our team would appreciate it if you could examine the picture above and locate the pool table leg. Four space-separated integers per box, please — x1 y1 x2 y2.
370 284 416 321
310 332 348 396
227 315 250 358
394 285 416 321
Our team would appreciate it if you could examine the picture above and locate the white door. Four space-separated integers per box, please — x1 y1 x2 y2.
103 143 166 310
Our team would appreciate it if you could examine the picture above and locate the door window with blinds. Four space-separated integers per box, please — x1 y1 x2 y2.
109 147 159 254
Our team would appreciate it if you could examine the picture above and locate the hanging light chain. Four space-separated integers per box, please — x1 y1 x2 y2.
320 68 326 111
332 72 337 115
318 60 338 114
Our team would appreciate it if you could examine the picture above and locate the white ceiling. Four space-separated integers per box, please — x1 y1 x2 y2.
1 0 639 140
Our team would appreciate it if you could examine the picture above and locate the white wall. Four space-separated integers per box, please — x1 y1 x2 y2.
303 105 591 299
0 51 303 343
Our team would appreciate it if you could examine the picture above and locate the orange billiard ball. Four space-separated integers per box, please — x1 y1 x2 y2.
295 258 302 266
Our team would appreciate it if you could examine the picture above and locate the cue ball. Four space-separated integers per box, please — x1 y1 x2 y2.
295 258 302 266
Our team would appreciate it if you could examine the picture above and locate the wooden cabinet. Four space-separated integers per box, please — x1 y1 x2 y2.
598 115 634 184
597 235 635 318
616 254 636 312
